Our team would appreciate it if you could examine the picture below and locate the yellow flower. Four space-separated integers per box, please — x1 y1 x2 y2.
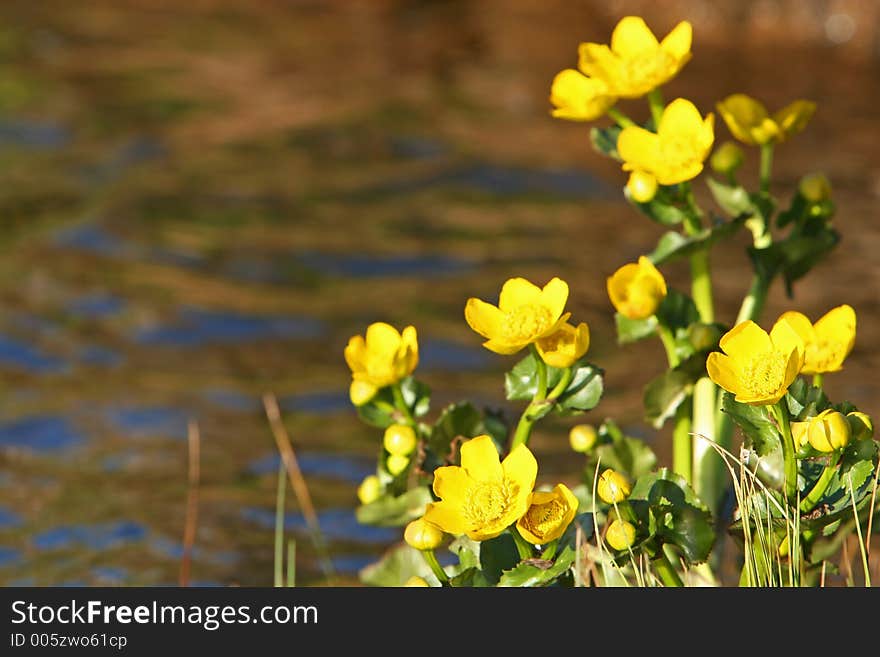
597 469 631 504
344 322 419 405
404 517 445 551
550 69 616 121
774 305 855 375
578 16 692 98
716 94 816 146
516 483 579 545
465 277 571 356
536 322 590 368
605 519 637 551
424 435 537 541
617 98 714 186
607 256 667 320
807 409 851 453
707 320 805 406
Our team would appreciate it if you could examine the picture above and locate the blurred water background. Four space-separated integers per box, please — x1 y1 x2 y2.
0 0 878 585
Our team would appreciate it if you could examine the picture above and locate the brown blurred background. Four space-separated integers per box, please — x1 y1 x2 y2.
0 0 877 585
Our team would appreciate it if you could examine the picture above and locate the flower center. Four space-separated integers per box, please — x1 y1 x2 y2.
463 480 518 528
501 304 552 343
519 499 567 539
740 349 788 398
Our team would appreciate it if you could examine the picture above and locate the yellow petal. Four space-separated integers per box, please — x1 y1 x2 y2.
655 161 704 186
813 304 856 371
773 100 816 138
423 501 468 536
617 126 661 172
769 317 805 361
781 344 804 391
501 443 538 493
611 16 659 56
660 21 692 60
431 465 472 507
658 98 705 142
536 322 589 368
343 335 366 373
460 435 503 482
577 42 617 82
717 94 771 145
637 256 667 295
481 338 527 355
719 320 772 358
706 352 742 396
775 311 814 345
498 277 543 313
550 69 616 121
464 298 504 339
365 322 402 356
539 277 570 321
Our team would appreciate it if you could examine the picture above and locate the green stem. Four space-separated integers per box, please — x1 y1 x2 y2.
547 367 573 400
652 551 684 587
541 540 558 560
672 403 693 485
800 453 840 513
689 250 715 323
692 377 721 510
657 325 679 367
532 345 548 402
759 143 775 195
848 475 872 587
421 549 449 586
392 384 415 425
607 107 636 128
509 526 533 560
812 374 824 388
735 273 770 326
772 402 799 502
273 460 286 588
511 408 536 451
286 540 296 587
647 88 665 130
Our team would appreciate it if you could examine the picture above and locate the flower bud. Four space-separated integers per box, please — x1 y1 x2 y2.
799 173 831 203
605 519 636 551
710 141 744 175
607 256 667 320
688 322 722 352
626 171 658 204
383 424 417 456
404 576 430 587
807 409 851 453
357 475 382 505
404 517 444 551
791 421 809 450
386 453 410 476
846 411 873 442
349 380 377 406
597 469 631 504
569 424 598 453
777 534 790 558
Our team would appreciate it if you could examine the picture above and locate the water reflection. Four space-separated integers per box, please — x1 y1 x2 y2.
0 416 85 451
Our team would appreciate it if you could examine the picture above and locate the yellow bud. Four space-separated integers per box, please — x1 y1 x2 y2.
710 141 744 175
357 475 382 505
386 454 410 476
626 171 658 204
404 517 444 551
791 421 809 450
569 424 598 453
846 412 873 442
607 256 667 321
597 469 631 504
605 519 636 551
404 575 430 587
688 322 722 351
349 380 377 406
777 534 790 558
799 173 831 203
807 409 851 453
383 424 417 456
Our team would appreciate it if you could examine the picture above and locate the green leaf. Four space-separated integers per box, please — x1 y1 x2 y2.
479 533 522 585
721 392 780 457
448 536 480 571
749 225 840 297
356 486 433 527
644 370 692 429
428 402 485 463
355 387 396 429
630 468 715 564
504 352 603 417
400 376 431 418
839 439 879 491
505 351 541 401
627 192 689 226
615 313 658 345
449 567 492 587
706 178 755 217
359 543 438 587
590 124 622 160
556 361 604 414
592 435 657 482
649 217 746 266
655 290 700 334
497 545 576 587
785 379 830 420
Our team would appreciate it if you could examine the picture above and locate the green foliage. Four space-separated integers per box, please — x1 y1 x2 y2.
359 543 439 587
649 217 745 266
721 392 780 457
504 351 604 417
627 190 690 226
590 124 622 160
498 545 575 587
785 379 831 420
355 377 431 429
614 313 658 344
400 376 432 418
427 402 507 467
643 352 708 429
587 420 658 485
478 533 521 585
356 486 433 527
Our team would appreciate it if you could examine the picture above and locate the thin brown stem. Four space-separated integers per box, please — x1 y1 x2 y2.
179 420 200 587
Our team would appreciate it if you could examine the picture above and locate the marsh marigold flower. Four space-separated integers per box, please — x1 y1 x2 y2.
716 94 816 146
404 517 444 551
707 320 804 406
807 409 851 453
578 16 692 99
536 322 590 368
550 69 616 121
424 435 537 541
344 322 418 405
607 256 667 320
618 98 714 186
465 277 571 356
774 305 855 375
516 483 579 545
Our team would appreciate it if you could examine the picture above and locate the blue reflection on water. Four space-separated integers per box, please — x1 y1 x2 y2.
106 406 188 439
78 345 123 367
32 521 147 551
247 452 374 484
0 120 70 149
0 548 21 567
201 389 259 412
297 252 474 278
420 338 492 371
67 294 125 318
135 308 324 346
0 507 23 528
0 416 85 451
279 391 350 415
0 334 65 373
242 507 398 544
